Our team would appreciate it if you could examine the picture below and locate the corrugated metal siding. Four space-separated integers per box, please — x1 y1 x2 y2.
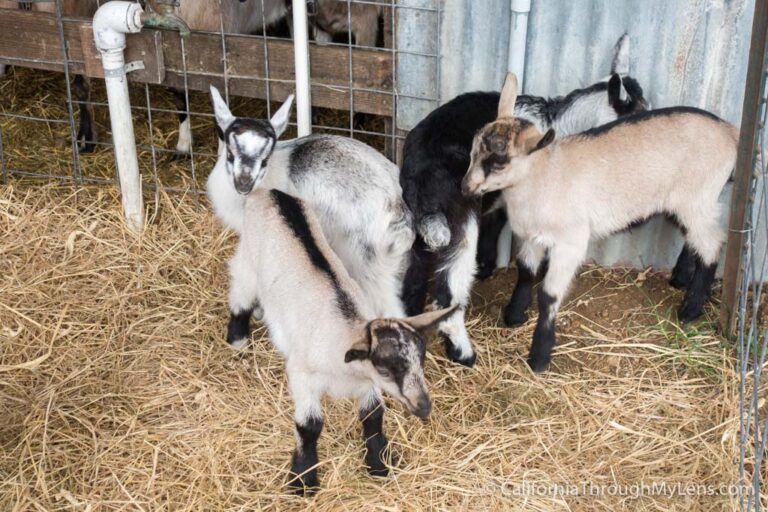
426 0 755 270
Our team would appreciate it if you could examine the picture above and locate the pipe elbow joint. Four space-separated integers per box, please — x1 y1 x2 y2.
93 1 144 52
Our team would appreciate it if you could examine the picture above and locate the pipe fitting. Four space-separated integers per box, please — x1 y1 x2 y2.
93 1 143 51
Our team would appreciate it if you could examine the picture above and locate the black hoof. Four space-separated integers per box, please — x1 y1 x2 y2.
475 262 495 281
677 300 704 323
440 334 476 367
288 472 319 496
366 463 389 478
77 140 96 154
503 303 528 327
527 353 551 373
669 274 690 290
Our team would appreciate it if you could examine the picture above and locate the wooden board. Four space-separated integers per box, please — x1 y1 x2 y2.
0 8 395 116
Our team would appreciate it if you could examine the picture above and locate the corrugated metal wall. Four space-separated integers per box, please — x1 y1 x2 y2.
409 0 755 270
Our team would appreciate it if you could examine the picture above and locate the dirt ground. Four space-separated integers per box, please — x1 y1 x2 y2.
1 184 763 511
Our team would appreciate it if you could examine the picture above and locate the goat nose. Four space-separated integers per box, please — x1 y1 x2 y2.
234 176 254 195
413 397 432 419
461 179 477 198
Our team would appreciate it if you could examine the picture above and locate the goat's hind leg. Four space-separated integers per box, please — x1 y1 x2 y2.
677 213 723 322
74 75 96 153
670 243 696 290
402 237 431 316
358 389 388 477
226 245 262 348
433 214 478 367
172 88 192 158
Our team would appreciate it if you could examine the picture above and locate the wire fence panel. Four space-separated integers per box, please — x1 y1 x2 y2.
0 0 429 197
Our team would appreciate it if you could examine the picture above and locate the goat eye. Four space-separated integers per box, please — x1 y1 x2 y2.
377 368 392 379
261 160 268 169
226 151 234 163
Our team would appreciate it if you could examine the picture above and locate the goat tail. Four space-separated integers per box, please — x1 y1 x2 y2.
417 212 451 250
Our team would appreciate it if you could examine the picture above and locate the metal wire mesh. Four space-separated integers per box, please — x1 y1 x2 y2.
0 0 443 197
733 53 768 512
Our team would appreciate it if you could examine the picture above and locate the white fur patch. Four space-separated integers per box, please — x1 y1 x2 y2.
419 213 451 249
176 117 192 154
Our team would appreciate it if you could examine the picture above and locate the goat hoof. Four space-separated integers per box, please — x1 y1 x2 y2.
440 335 476 367
677 301 704 323
366 463 389 478
669 273 692 290
288 473 319 496
475 262 495 281
527 353 551 373
503 306 528 327
170 152 191 162
77 141 96 154
251 306 264 321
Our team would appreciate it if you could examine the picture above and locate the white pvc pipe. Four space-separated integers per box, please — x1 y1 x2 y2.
93 1 144 231
497 0 531 269
291 0 312 136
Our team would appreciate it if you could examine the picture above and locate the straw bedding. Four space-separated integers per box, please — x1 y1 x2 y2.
1 182 762 511
1 68 765 511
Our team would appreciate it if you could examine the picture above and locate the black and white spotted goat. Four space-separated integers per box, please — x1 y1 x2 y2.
462 73 738 372
207 86 413 341
229 186 456 494
399 34 647 367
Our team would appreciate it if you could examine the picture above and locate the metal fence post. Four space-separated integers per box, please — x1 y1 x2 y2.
720 0 768 337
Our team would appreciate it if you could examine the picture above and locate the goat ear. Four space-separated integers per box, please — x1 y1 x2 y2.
270 94 294 139
402 305 459 335
527 128 555 154
344 322 374 363
610 32 630 75
607 73 624 108
498 73 518 118
210 85 234 134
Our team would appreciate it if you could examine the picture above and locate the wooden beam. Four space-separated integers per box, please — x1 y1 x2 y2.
0 9 394 116
719 0 768 336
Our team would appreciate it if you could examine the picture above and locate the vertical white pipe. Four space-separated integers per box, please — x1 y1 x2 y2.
103 50 143 230
93 1 144 231
292 0 312 136
497 0 531 269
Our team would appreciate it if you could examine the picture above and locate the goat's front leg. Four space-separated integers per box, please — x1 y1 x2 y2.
288 376 323 495
359 389 388 477
226 245 262 348
528 235 587 372
504 239 545 327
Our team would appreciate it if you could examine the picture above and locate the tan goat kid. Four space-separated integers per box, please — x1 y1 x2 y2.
462 73 738 372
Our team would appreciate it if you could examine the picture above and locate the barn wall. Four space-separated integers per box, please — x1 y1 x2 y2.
405 0 756 270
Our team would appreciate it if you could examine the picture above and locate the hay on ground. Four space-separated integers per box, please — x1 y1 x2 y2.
1 183 764 511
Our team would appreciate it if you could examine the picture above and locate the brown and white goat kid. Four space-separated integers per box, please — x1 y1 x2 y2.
462 73 738 372
229 187 455 494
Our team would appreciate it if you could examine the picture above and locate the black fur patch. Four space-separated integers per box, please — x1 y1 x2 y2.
270 190 360 321
360 399 388 476
529 289 557 372
580 106 724 138
288 136 344 180
226 310 252 346
289 416 323 492
225 118 276 141
503 258 537 326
